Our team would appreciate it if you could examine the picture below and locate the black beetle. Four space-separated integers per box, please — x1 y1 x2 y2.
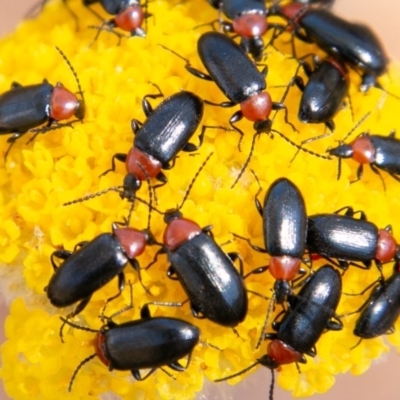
206 0 268 61
147 153 248 327
0 47 85 159
165 31 296 139
69 0 150 40
63 300 200 391
354 262 400 340
259 177 308 303
46 222 156 331
270 3 388 91
159 208 248 327
293 57 349 131
64 88 205 206
307 207 400 271
238 177 308 305
328 131 400 188
215 265 342 400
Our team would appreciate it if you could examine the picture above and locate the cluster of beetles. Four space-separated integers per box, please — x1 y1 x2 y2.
2 0 400 398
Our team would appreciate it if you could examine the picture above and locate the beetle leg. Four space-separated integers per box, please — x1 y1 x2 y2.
99 153 127 177
59 296 92 341
142 83 164 116
271 102 297 132
102 272 125 313
131 118 143 134
191 304 206 319
168 360 186 372
162 157 177 170
186 65 214 81
225 110 246 149
201 225 214 237
167 265 179 281
326 316 343 331
232 232 268 253
4 132 25 160
146 247 166 270
51 249 73 270
129 258 151 293
73 241 89 251
306 346 316 357
131 368 157 381
227 252 244 276
11 81 23 89
182 124 208 152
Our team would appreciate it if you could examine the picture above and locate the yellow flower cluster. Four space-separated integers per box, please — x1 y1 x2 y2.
0 1 400 399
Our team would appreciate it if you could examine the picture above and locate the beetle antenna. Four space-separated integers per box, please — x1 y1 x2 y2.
214 360 260 382
68 353 97 392
63 187 162 215
256 293 276 349
55 46 85 105
178 152 214 210
60 317 98 333
63 186 126 205
101 281 135 322
159 44 191 64
231 132 259 188
269 369 275 400
341 111 371 142
271 129 331 160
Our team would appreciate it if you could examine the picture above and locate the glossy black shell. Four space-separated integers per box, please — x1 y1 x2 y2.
168 232 248 327
369 135 400 174
277 265 341 353
90 0 131 15
307 214 378 262
134 91 203 165
47 233 127 307
354 273 400 339
103 317 200 370
299 60 348 123
197 32 265 103
221 0 266 19
263 178 307 258
0 82 52 133
299 9 388 76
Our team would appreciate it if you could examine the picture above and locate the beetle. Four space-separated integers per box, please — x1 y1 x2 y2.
0 47 85 159
293 57 349 131
269 2 388 92
158 208 248 327
46 222 157 335
237 177 308 305
206 0 268 61
170 31 295 138
62 299 200 391
354 261 400 340
147 152 248 327
64 88 205 206
328 131 400 188
56 0 150 40
307 207 400 271
215 265 342 400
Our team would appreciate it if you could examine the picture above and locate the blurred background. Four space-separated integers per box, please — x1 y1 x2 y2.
0 1 399 399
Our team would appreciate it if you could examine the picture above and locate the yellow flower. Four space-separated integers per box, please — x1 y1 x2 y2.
1 1 400 399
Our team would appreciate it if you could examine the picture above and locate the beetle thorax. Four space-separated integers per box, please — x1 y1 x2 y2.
163 216 202 251
125 146 162 180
